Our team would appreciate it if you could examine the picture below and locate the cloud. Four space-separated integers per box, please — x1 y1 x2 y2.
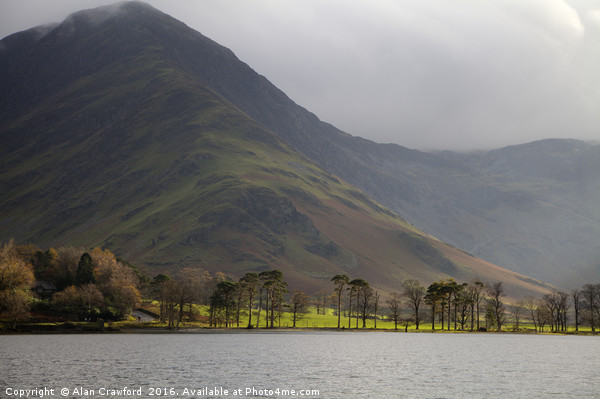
587 9 600 26
500 0 584 40
1 0 599 151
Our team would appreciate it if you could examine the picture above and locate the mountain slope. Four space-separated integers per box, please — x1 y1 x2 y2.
50 4 597 289
0 2 551 296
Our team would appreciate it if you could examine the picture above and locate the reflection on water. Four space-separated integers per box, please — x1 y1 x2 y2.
1 332 599 398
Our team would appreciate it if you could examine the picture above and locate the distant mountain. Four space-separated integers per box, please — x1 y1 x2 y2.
436 139 600 287
0 2 552 296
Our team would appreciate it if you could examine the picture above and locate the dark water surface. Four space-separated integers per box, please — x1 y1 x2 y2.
1 331 599 398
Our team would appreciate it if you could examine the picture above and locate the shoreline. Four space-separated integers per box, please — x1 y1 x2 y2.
1 323 596 336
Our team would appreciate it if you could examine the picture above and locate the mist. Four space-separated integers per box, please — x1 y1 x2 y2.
1 0 599 151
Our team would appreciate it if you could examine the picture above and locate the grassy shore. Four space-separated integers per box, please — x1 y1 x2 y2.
3 303 595 335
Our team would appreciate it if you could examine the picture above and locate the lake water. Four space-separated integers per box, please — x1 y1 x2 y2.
1 331 599 398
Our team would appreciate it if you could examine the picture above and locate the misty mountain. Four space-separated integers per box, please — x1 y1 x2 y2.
0 2 554 297
436 139 600 287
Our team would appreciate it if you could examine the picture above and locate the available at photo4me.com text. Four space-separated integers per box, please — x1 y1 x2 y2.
3 385 322 398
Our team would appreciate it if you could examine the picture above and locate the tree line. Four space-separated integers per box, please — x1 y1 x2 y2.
150 269 299 328
332 275 600 333
149 268 600 333
2 239 600 333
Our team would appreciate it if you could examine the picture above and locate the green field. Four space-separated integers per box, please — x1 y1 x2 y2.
122 303 594 334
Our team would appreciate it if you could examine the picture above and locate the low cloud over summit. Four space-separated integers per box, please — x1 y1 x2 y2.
1 0 599 151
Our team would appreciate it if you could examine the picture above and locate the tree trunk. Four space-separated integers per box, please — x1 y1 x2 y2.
355 292 360 329
337 292 342 328
470 304 475 331
415 306 420 330
247 293 254 329
348 296 352 328
178 296 185 324
441 304 445 330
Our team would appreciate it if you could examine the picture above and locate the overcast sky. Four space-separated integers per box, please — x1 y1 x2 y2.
1 0 599 151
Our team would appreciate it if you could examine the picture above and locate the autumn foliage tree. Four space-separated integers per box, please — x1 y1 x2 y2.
44 247 141 320
0 241 35 327
52 284 104 319
90 247 140 318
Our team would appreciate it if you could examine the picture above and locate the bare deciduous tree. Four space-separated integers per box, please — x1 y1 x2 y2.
289 290 309 328
571 289 582 332
372 290 381 329
486 282 505 331
524 296 539 332
582 284 600 333
468 279 485 331
387 292 401 331
512 300 525 331
402 279 425 330
360 286 373 328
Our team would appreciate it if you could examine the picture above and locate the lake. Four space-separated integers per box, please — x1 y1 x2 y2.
1 331 599 398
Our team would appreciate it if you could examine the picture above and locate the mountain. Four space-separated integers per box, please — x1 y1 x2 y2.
69 3 596 289
0 1 552 297
435 139 600 287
